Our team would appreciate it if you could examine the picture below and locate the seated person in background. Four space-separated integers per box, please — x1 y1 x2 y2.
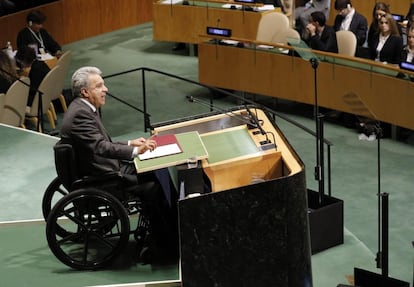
306 11 338 53
16 10 62 57
295 0 331 38
333 0 368 56
60 66 178 263
0 50 18 93
401 26 414 63
367 2 391 45
368 2 403 46
15 46 50 109
368 13 402 65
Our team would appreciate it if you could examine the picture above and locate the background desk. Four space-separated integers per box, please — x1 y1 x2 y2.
152 108 311 287
153 1 274 44
198 42 414 130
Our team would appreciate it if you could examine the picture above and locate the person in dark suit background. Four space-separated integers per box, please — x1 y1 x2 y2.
367 2 390 45
401 26 414 63
368 13 402 65
367 2 403 47
60 66 179 263
333 0 368 56
16 10 62 57
306 11 338 53
15 45 50 108
295 0 331 39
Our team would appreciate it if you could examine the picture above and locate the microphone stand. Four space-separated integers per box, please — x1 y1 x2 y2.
344 100 409 286
0 66 44 132
310 57 325 205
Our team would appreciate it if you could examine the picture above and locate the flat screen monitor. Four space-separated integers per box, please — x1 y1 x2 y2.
392 13 405 22
400 61 414 72
234 0 256 3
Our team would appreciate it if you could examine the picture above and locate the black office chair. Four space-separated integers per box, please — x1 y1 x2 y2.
42 140 149 270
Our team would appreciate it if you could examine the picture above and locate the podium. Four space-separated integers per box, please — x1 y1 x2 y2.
152 107 312 287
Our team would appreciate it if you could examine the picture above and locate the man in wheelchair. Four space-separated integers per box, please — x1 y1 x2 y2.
59 66 178 265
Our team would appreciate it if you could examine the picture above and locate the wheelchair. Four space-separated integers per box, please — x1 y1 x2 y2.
42 140 149 270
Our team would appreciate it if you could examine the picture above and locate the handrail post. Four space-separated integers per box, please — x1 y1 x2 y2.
141 69 149 132
37 91 44 132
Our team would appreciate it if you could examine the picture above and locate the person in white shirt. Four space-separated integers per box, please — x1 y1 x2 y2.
367 13 402 65
333 0 368 51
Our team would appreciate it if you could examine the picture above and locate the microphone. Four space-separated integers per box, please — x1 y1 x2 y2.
186 95 276 150
244 105 276 150
186 95 255 128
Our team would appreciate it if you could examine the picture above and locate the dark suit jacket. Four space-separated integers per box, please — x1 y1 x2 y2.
401 47 414 63
60 97 134 176
0 74 12 94
16 27 61 56
308 25 338 53
368 34 403 64
334 11 368 46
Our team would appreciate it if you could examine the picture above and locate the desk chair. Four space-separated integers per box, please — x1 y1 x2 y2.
50 50 72 119
336 30 357 57
0 77 30 128
256 11 290 44
280 27 300 44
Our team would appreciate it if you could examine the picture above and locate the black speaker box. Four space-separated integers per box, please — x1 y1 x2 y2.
354 268 409 287
307 189 344 254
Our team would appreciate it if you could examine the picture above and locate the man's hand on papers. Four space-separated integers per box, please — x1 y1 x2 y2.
130 136 157 154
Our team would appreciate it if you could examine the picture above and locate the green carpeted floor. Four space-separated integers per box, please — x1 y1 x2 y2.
0 22 412 287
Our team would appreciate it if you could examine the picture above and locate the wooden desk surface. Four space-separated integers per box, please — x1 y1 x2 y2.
198 42 414 130
153 1 281 44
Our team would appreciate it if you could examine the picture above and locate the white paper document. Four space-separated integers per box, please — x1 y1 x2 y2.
255 4 275 11
161 0 183 4
138 143 182 160
222 4 242 9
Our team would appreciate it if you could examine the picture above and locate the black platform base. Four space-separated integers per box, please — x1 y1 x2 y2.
354 268 409 287
307 189 344 254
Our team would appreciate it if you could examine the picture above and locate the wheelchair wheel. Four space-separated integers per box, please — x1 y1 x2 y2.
42 177 69 219
46 188 130 270
42 177 72 238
